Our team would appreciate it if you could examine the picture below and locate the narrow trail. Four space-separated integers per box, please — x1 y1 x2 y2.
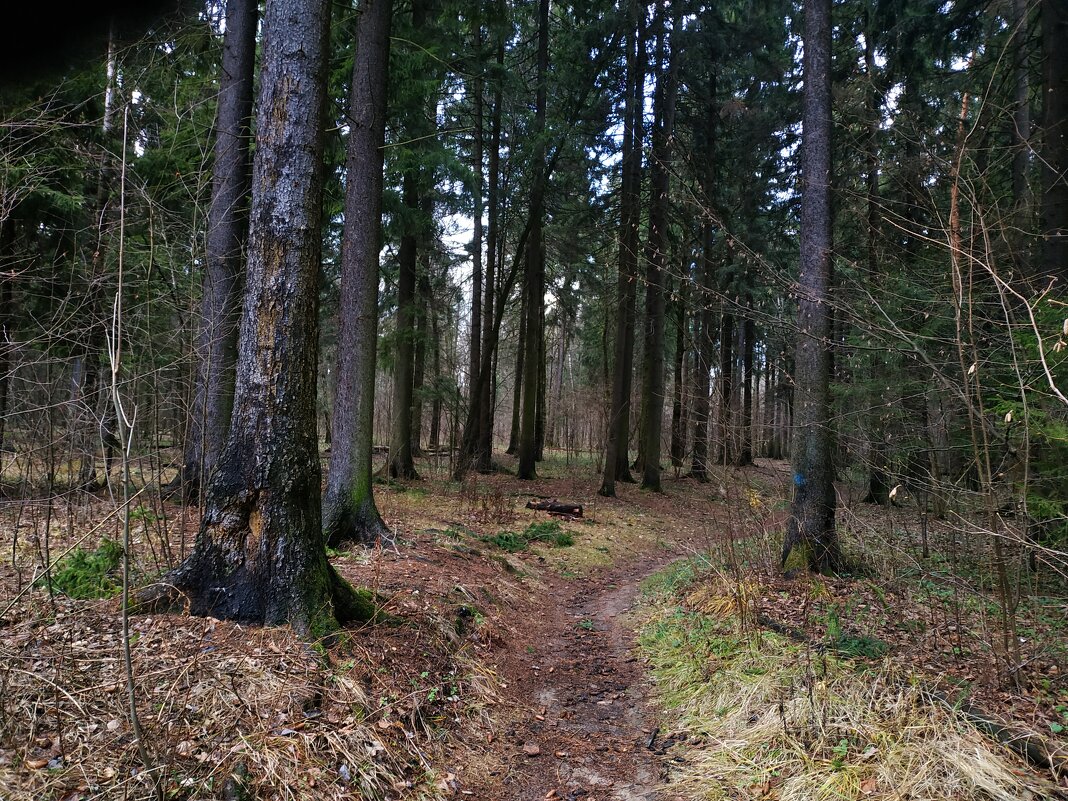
490 551 687 801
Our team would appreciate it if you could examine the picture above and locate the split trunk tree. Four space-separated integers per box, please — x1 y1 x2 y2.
323 0 392 548
176 0 257 498
156 0 373 633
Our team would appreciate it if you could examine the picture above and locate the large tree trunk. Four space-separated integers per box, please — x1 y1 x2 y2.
322 0 392 548
638 1 679 493
175 0 257 499
516 0 549 481
599 0 642 496
156 0 373 633
1040 0 1068 285
0 217 13 451
782 0 840 574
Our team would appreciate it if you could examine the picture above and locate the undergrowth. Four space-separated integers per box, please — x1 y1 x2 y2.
636 561 1058 801
41 538 123 599
481 520 573 552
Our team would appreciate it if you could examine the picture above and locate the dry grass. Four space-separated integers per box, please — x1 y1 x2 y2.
0 593 486 800
637 568 1062 801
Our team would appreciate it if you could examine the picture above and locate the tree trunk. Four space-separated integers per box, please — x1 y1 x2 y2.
1040 0 1068 285
782 0 840 574
690 66 717 483
469 18 484 413
476 34 504 473
670 279 687 468
737 313 755 466
716 310 734 464
411 263 431 456
517 0 549 481
506 298 526 455
386 167 421 479
599 0 642 496
534 300 547 461
156 0 373 633
0 217 13 451
323 0 392 548
176 0 257 499
638 1 679 493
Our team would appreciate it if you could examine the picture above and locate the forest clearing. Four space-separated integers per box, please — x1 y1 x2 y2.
2 0 1068 798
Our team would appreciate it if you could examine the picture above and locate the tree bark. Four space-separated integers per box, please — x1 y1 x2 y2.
176 0 257 499
599 0 642 496
670 279 687 468
782 0 840 574
517 0 549 481
157 0 373 633
476 32 505 473
716 309 734 465
387 167 421 478
323 0 392 548
469 16 484 414
506 297 526 455
638 1 679 493
737 313 755 466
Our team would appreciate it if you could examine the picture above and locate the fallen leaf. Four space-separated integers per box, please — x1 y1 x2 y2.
522 742 541 756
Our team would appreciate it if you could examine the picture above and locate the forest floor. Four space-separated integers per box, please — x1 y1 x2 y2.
1 451 1067 800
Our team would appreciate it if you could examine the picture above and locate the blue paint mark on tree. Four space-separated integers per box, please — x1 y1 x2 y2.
794 472 805 487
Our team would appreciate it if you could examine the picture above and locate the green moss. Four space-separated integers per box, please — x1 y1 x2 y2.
44 539 123 599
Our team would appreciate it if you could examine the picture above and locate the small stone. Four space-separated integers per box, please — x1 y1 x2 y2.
522 742 541 756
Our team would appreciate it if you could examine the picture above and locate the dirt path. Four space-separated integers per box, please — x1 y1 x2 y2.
481 550 685 801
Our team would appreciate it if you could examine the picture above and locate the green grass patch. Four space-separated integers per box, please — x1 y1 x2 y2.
481 520 573 552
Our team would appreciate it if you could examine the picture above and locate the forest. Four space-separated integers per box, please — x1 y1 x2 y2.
1 0 1067 798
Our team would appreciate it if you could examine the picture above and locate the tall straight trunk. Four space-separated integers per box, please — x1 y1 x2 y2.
783 0 840 574
411 263 431 456
861 23 888 504
0 217 13 450
670 280 687 468
716 310 734 464
1040 0 1068 284
154 0 373 632
323 0 392 547
387 169 420 478
639 1 680 492
74 25 119 491
599 0 643 496
469 20 484 406
1011 0 1031 255
475 35 504 473
690 67 717 482
429 304 442 449
737 313 754 466
516 0 549 480
177 0 257 498
535 300 547 460
506 300 526 455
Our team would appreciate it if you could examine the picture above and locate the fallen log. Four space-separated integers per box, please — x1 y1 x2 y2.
525 499 583 518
